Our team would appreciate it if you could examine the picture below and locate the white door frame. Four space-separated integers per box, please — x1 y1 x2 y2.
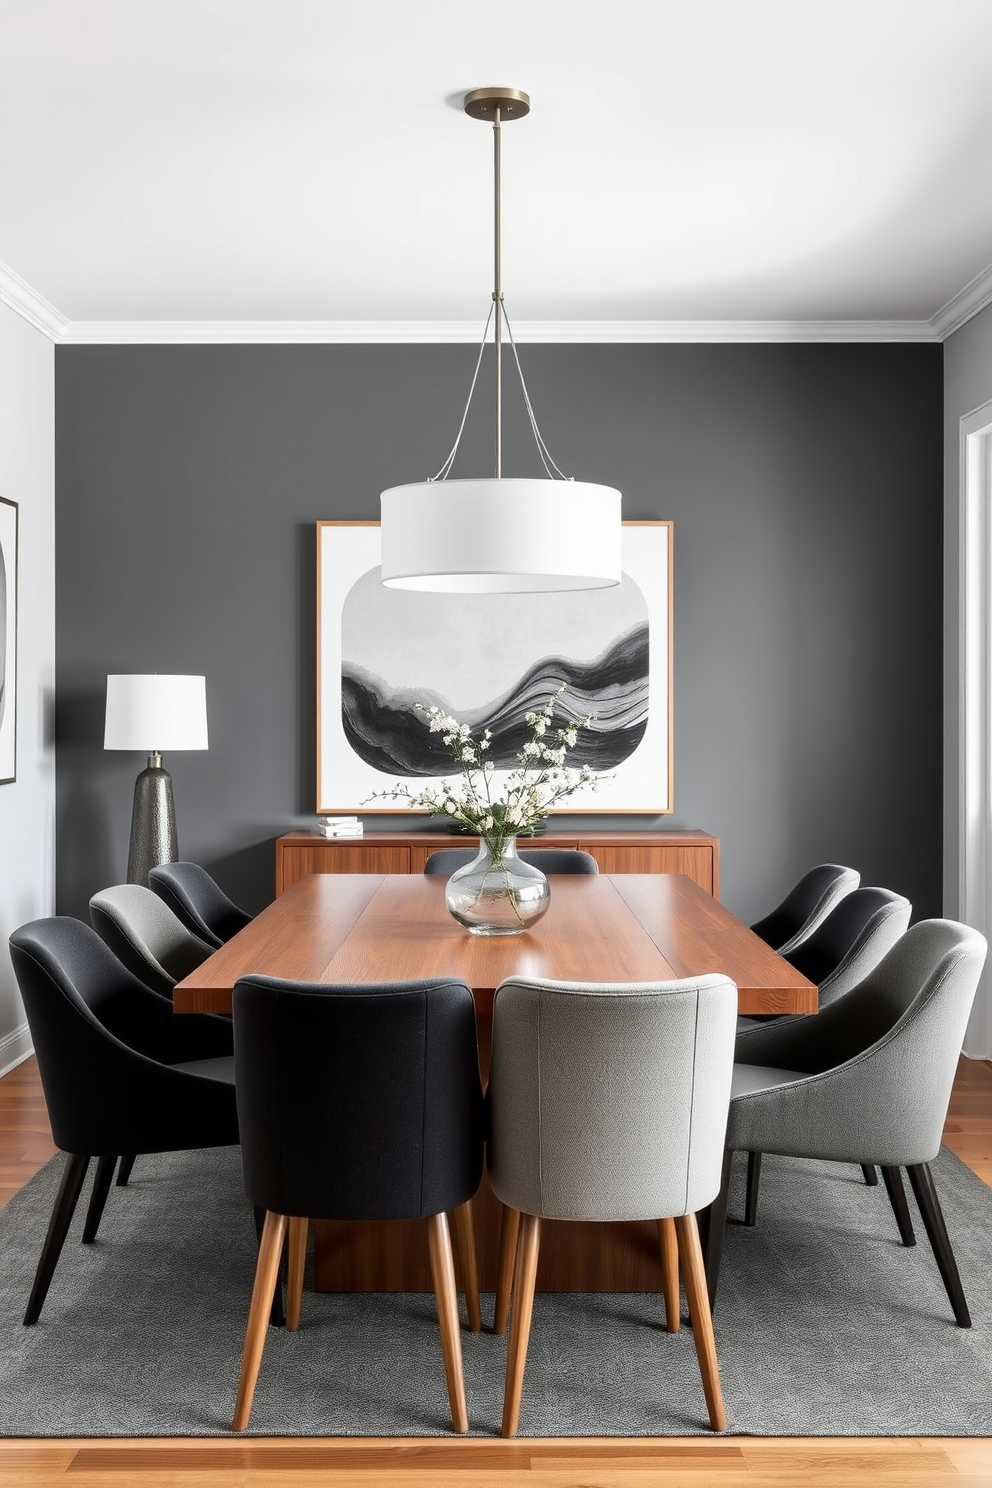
958 396 992 1055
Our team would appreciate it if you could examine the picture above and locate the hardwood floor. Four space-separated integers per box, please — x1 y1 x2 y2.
2 1053 992 1487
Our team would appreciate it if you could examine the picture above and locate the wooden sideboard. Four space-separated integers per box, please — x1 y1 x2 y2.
275 828 720 897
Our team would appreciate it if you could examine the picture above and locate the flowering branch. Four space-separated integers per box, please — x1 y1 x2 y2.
366 683 605 848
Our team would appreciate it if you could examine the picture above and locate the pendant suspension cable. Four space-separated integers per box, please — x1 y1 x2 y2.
500 301 571 481
428 302 495 483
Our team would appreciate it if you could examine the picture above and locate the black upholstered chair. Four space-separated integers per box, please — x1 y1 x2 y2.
424 847 599 875
231 974 485 1433
750 863 860 956
8 917 238 1325
89 883 215 999
704 920 987 1325
149 861 253 948
737 885 912 1222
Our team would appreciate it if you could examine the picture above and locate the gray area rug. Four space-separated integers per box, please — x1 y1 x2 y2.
1 1144 990 1437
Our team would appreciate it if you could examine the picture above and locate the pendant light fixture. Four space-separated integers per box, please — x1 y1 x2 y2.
380 87 622 593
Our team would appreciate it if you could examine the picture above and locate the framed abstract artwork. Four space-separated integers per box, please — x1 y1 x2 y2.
316 519 673 815
0 497 17 784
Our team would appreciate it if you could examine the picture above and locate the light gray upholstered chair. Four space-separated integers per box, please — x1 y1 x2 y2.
750 863 860 956
89 884 216 1001
424 847 599 875
148 861 252 948
488 973 737 1436
704 919 987 1327
737 886 912 1221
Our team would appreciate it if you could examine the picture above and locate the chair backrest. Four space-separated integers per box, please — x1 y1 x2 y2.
784 885 912 1008
487 974 737 1223
424 847 598 876
733 919 988 1165
232 975 485 1221
512 849 599 874
8 917 236 1155
750 863 860 955
148 861 252 947
90 883 215 997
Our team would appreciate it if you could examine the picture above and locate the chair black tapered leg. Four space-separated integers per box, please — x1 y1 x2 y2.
861 1164 879 1186
81 1156 116 1244
116 1154 136 1187
879 1165 915 1246
906 1162 971 1327
744 1151 762 1226
702 1149 735 1309
24 1152 90 1326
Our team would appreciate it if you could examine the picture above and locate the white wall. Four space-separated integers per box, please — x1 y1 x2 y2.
944 298 992 1054
0 303 55 1071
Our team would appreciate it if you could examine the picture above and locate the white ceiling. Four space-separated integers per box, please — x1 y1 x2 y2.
2 0 992 340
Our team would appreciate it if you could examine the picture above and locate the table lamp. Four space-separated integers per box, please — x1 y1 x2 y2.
104 674 208 885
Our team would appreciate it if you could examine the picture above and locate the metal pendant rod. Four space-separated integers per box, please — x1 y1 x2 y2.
493 104 502 478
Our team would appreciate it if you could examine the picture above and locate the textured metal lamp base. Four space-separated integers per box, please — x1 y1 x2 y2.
126 764 178 886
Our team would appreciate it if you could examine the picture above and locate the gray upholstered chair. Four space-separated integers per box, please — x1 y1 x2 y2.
750 863 860 956
148 861 252 948
704 919 987 1327
424 847 599 876
487 973 737 1436
737 885 912 1220
89 884 216 1001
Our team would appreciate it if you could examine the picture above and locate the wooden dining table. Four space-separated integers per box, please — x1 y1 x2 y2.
174 871 815 1293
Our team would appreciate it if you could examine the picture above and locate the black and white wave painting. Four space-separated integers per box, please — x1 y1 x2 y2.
340 565 649 778
318 521 671 814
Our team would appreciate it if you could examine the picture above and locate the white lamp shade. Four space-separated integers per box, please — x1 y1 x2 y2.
104 675 208 752
379 478 623 592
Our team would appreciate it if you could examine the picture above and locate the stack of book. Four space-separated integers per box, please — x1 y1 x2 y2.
316 815 364 839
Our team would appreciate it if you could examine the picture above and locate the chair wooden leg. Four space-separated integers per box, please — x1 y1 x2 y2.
253 1203 285 1327
702 1149 734 1309
906 1162 971 1327
744 1151 762 1226
451 1199 482 1332
501 1211 541 1439
880 1165 916 1247
24 1152 90 1326
81 1155 116 1244
115 1154 136 1187
285 1217 308 1331
658 1217 680 1331
494 1203 520 1336
233 1210 288 1431
427 1211 469 1433
675 1212 727 1432
862 1163 879 1186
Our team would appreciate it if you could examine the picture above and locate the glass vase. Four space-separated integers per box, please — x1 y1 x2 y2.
444 835 550 936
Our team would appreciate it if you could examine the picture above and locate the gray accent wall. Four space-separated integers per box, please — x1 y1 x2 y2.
55 342 942 926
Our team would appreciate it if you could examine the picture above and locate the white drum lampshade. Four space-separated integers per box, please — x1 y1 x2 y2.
380 479 622 592
104 675 208 884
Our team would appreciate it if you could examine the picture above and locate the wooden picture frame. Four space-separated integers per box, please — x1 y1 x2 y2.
316 519 673 815
0 497 17 785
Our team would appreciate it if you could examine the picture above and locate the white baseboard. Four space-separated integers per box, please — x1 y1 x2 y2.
0 1023 34 1079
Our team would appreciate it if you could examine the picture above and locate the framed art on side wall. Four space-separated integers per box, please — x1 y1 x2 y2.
316 519 673 815
0 497 17 784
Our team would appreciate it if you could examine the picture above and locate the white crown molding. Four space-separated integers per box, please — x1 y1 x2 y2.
930 261 992 341
0 259 70 340
55 316 939 345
